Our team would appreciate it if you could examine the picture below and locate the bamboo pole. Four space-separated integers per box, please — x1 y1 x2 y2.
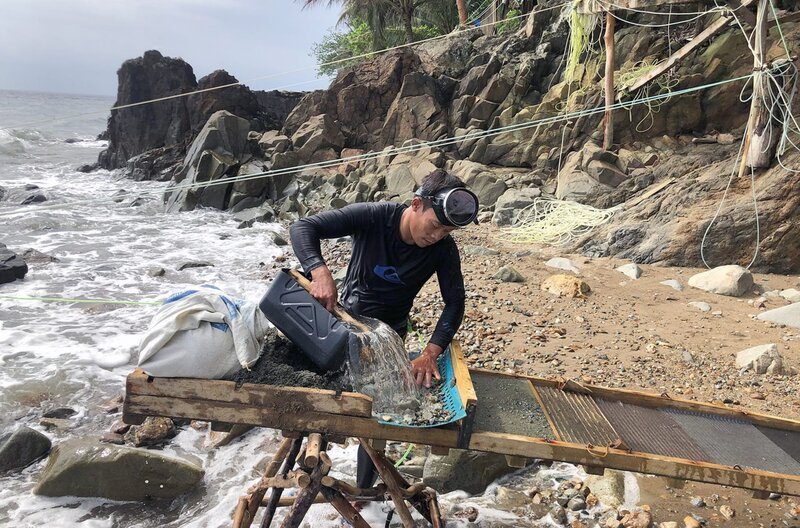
259 437 303 528
456 0 468 26
320 486 372 528
359 438 416 528
239 437 294 528
304 433 322 468
603 9 616 150
746 0 777 168
279 459 327 528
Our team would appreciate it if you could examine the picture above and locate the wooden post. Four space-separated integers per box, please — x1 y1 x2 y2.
746 0 777 168
304 433 322 468
603 9 616 150
239 437 293 528
456 0 468 26
359 438 417 527
279 458 327 528
259 437 303 528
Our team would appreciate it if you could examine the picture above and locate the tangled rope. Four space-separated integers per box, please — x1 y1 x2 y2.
498 196 621 246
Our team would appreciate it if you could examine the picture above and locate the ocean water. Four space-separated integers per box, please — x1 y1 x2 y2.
0 90 601 527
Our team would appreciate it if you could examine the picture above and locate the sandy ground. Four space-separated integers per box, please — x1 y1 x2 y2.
415 224 800 419
298 222 800 527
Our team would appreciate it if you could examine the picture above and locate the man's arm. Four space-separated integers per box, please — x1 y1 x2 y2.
289 203 376 311
410 241 466 387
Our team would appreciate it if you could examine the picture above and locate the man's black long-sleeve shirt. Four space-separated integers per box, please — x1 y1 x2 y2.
289 202 465 349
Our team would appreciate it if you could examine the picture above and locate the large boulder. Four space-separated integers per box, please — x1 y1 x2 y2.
34 439 203 501
290 114 344 163
735 344 784 375
164 110 251 212
757 303 800 330
283 50 420 150
491 187 542 226
0 243 28 284
422 449 516 494
449 160 508 208
380 72 448 146
555 151 613 205
688 265 753 297
98 50 196 170
0 426 51 472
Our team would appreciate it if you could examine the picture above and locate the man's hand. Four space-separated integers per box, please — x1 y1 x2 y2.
410 344 443 388
310 265 337 312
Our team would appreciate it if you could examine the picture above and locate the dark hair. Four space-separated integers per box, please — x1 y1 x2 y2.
418 169 466 209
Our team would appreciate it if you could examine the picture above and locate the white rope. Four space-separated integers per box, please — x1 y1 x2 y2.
0 71 757 218
498 196 621 245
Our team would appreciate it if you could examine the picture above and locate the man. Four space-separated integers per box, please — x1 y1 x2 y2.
289 168 479 488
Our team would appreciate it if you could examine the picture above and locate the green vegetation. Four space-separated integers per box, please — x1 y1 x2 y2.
306 0 492 76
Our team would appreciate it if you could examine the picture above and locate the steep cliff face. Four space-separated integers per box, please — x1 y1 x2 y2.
98 3 799 271
96 50 302 174
98 50 195 170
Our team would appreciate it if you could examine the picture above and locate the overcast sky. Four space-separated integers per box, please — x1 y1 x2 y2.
0 0 342 96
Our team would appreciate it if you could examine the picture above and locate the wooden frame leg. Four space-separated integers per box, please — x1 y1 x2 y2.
320 485 371 528
279 441 330 528
237 437 294 528
359 438 416 528
260 437 304 528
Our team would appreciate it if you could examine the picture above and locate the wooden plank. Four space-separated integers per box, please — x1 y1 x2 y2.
124 393 461 446
466 430 800 496
126 369 372 418
125 383 800 496
469 368 800 433
623 178 676 209
450 342 477 449
727 0 757 27
624 0 755 94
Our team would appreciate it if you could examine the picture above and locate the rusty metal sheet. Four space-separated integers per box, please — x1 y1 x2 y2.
534 385 620 446
757 426 800 465
595 398 708 461
665 409 800 475
471 372 555 439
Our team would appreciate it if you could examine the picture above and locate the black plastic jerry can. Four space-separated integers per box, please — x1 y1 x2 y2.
259 269 350 371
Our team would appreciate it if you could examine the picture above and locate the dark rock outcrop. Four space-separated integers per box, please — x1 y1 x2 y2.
97 51 302 176
0 426 51 472
0 243 28 284
98 50 196 170
187 69 262 135
254 90 305 131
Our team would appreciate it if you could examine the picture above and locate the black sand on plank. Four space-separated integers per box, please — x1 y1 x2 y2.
229 327 351 391
472 372 554 439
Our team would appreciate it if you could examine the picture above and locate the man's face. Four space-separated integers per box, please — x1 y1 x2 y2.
409 197 457 247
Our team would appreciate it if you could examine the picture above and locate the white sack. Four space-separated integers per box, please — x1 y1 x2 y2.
138 285 270 379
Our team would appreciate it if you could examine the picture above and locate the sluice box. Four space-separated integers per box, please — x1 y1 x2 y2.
124 341 800 497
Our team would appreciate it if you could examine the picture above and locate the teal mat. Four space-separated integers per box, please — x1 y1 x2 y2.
378 347 467 428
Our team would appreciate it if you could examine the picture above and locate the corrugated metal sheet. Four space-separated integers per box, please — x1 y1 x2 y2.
757 426 800 465
534 385 620 445
595 398 709 461
665 409 800 475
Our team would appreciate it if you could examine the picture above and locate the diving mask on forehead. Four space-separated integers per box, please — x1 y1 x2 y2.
415 187 479 227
